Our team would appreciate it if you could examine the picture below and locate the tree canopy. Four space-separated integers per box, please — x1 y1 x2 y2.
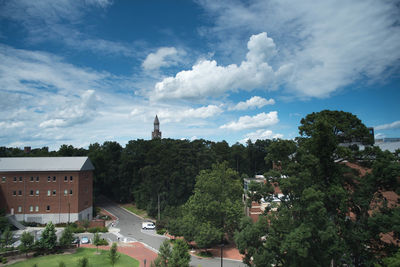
235 110 400 266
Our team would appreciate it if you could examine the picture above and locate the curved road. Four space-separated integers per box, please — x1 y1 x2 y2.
97 197 246 267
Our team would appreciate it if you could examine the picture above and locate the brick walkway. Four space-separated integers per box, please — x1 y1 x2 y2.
81 242 157 267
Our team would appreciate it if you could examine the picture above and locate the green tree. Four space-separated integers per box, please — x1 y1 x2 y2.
81 219 90 231
93 232 101 253
156 240 172 267
19 231 34 256
59 226 74 248
1 227 13 248
39 222 57 252
173 162 243 249
169 239 190 267
108 242 120 266
235 110 398 266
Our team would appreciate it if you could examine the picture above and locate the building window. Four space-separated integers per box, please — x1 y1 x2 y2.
70 189 73 195
29 206 33 212
2 177 6 182
30 176 34 182
30 190 34 196
18 190 22 196
46 205 50 211
19 176 22 182
64 176 68 181
36 190 39 196
64 189 68 195
36 176 39 182
53 176 56 182
13 191 16 196
47 190 51 196
53 190 56 195
70 176 73 181
35 206 39 212
18 206 22 212
47 176 51 182
13 177 17 182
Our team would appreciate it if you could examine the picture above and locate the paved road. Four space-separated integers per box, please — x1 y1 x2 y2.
97 197 246 267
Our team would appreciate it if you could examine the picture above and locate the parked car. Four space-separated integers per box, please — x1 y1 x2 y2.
81 236 90 244
71 237 80 244
142 221 156 230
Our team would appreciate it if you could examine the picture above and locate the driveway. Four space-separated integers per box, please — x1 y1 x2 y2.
97 197 246 267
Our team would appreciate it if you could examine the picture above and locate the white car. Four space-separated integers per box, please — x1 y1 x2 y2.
142 221 156 230
81 236 90 244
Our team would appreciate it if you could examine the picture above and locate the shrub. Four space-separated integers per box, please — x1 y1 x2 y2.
77 257 88 267
72 227 85 233
88 226 108 233
98 239 108 246
1 257 8 264
156 229 166 235
58 261 66 267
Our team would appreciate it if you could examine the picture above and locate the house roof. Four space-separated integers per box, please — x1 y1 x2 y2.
0 157 94 172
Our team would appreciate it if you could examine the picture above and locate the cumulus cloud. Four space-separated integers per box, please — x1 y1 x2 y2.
130 104 223 123
142 47 181 70
375 120 400 131
231 96 275 110
152 32 282 101
241 129 283 143
39 90 100 128
220 111 278 131
197 0 400 98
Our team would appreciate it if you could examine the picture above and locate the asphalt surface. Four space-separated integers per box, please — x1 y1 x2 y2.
97 197 246 267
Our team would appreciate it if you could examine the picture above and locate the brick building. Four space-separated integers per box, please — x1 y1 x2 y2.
0 157 94 224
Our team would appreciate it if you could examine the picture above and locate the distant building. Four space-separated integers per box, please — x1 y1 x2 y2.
0 157 94 224
152 115 162 139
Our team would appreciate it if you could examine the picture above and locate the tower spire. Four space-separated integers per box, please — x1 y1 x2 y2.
152 115 162 139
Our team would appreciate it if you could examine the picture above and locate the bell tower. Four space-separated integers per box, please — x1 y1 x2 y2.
152 115 162 139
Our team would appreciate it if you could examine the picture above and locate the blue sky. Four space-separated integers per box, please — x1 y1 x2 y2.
0 0 399 150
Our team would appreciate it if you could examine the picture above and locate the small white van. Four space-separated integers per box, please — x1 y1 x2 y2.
142 221 156 230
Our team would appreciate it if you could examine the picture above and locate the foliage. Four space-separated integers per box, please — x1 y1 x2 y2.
171 162 243 249
88 227 108 233
81 220 90 230
77 257 89 267
19 231 34 256
1 227 13 248
152 239 190 267
169 239 190 267
58 261 66 267
153 240 171 267
38 222 57 252
93 232 101 252
235 110 400 266
108 243 120 266
59 226 74 248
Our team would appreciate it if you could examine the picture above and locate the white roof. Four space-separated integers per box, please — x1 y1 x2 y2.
0 157 94 172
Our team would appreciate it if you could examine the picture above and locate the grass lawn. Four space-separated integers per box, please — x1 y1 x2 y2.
121 203 151 219
8 248 139 267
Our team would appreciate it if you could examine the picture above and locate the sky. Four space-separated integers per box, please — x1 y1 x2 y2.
0 0 399 150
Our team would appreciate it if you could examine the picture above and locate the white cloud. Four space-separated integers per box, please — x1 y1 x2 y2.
131 104 223 123
240 129 283 143
197 0 400 98
0 121 24 129
220 111 278 131
375 121 400 131
231 96 275 110
39 90 100 128
152 32 281 101
142 47 180 70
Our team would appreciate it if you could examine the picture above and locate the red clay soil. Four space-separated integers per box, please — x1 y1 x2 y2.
81 242 157 267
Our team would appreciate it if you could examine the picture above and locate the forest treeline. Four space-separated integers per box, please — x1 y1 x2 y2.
0 138 273 216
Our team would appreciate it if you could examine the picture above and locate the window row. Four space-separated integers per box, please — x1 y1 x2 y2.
12 189 73 196
1 176 74 182
16 205 51 212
